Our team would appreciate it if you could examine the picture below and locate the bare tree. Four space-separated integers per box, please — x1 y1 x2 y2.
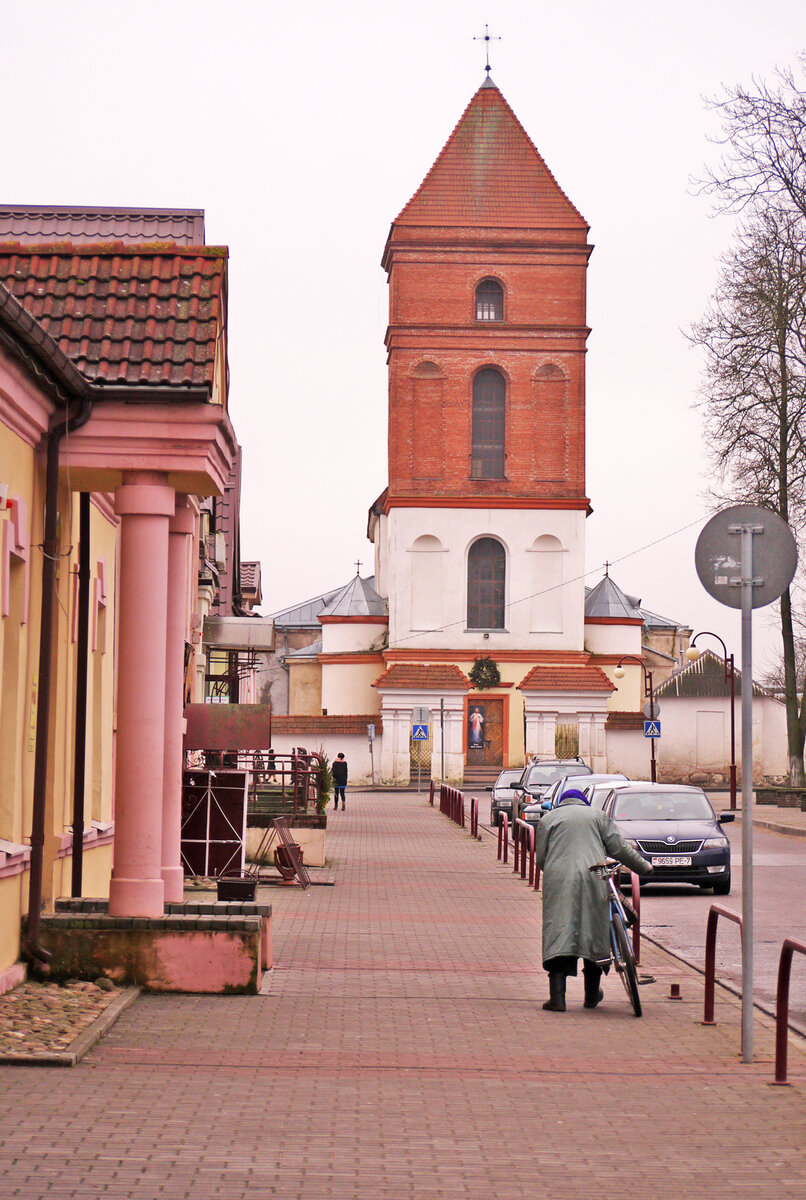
697 56 806 219
690 207 806 783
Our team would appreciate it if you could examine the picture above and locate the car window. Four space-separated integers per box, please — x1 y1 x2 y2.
613 791 715 821
526 763 588 786
495 770 521 789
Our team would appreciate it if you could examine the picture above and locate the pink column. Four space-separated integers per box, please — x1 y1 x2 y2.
109 472 175 917
161 496 195 902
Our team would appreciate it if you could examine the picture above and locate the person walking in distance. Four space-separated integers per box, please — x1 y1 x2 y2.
333 753 348 810
535 787 652 1012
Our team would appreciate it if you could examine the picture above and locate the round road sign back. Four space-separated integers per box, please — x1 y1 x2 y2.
695 505 797 610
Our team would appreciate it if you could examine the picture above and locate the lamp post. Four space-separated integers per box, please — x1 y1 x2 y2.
685 633 737 811
613 655 657 782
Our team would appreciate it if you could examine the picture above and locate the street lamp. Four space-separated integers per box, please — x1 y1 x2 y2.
685 633 737 811
613 655 657 782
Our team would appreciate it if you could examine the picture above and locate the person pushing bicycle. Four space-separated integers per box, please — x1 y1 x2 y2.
534 787 653 1012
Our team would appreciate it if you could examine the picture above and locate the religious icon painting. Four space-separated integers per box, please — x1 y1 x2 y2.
468 704 486 750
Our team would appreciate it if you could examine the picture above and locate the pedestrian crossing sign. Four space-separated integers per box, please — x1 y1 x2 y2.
412 724 429 740
644 720 661 739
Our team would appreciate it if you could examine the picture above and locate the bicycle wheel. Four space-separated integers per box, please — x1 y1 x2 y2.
612 911 642 1017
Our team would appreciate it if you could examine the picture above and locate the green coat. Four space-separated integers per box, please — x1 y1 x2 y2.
534 798 652 965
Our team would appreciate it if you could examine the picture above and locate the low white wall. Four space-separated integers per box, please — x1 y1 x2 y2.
268 731 380 786
245 826 326 868
605 729 655 781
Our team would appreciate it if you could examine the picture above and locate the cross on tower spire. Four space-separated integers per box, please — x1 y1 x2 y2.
354 559 362 575
473 24 501 75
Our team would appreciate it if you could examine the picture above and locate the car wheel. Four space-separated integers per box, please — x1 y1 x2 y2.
713 874 731 896
492 811 500 827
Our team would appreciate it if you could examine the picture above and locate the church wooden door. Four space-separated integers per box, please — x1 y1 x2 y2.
466 698 504 767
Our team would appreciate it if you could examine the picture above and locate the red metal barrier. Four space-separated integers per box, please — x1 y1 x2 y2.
703 904 743 1026
773 937 806 1084
498 814 509 863
514 819 533 881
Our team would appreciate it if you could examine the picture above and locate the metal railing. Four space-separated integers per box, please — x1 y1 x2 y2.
617 867 642 964
439 784 465 827
497 814 509 863
703 904 743 1026
469 796 479 838
773 938 806 1085
514 819 537 886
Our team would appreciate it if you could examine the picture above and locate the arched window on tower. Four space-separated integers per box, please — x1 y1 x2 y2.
475 278 503 322
471 368 506 479
467 538 506 630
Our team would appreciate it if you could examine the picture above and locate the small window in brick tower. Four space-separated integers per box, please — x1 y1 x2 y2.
467 538 506 630
476 278 503 322
471 368 506 478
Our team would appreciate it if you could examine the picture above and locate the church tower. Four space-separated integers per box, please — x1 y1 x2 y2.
371 78 614 782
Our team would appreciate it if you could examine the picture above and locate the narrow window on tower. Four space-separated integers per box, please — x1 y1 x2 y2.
475 278 503 322
471 368 506 479
467 538 506 630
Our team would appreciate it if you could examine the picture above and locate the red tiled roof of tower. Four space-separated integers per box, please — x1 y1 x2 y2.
373 663 470 690
392 80 587 231
518 665 614 691
0 244 226 391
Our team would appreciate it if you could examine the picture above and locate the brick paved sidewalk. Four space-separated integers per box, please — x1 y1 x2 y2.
2 791 806 1199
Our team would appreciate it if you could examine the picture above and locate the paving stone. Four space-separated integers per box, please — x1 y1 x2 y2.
2 791 806 1198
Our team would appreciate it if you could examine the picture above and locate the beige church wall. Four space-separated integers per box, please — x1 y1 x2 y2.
655 695 787 784
288 661 323 715
608 662 643 712
320 621 387 654
321 661 382 716
584 622 641 657
382 507 586 652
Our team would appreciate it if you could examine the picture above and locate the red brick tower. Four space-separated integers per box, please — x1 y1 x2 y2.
381 76 592 511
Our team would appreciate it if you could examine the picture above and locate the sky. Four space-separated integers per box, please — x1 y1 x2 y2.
4 0 803 675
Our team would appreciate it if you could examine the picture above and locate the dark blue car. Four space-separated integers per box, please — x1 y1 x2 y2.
600 782 734 895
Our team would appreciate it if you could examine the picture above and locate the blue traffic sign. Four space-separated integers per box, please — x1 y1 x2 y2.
644 720 661 739
412 724 429 741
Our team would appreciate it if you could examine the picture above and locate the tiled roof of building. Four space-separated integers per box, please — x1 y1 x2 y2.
605 711 644 730
655 649 773 700
373 663 470 691
271 715 383 735
0 244 226 391
393 79 587 230
518 664 615 692
0 206 205 246
320 574 387 620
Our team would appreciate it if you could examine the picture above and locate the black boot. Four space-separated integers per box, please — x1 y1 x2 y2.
583 962 603 1009
542 972 566 1012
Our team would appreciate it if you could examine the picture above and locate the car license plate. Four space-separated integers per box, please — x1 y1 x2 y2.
652 855 692 867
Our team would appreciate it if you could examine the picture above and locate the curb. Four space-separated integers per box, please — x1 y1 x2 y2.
0 985 140 1068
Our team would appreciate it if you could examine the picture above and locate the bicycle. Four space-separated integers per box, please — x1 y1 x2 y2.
589 861 642 1017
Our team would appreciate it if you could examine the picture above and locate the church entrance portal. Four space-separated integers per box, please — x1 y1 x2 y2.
466 698 504 767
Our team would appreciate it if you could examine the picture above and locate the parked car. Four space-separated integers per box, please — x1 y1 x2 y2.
487 768 523 827
600 782 734 894
519 773 630 834
512 758 592 821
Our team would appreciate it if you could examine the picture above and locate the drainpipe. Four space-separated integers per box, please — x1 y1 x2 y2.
25 398 92 965
71 492 91 897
